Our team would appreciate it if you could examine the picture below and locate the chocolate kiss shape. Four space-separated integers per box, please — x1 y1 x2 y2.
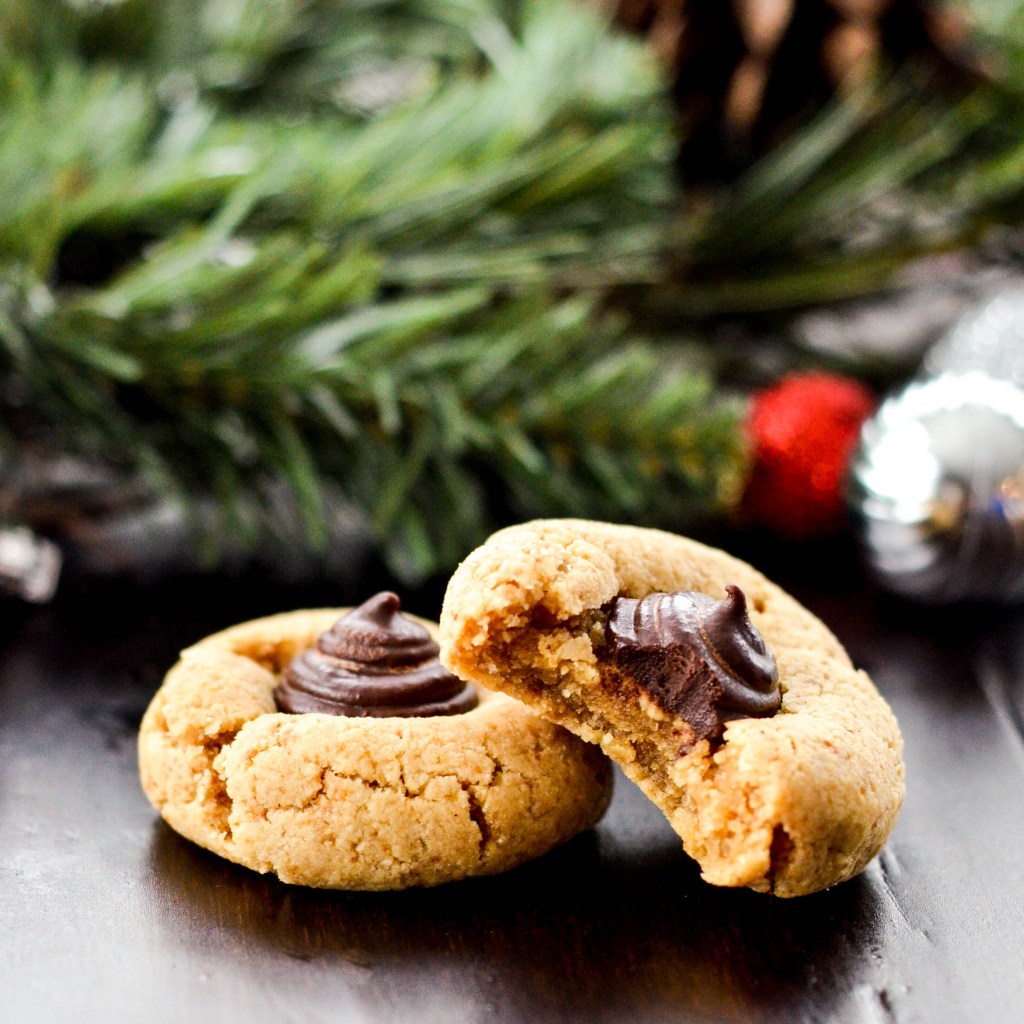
700 585 778 695
318 591 438 667
274 592 478 718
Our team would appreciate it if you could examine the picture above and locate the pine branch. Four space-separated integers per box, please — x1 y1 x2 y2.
11 0 1024 583
0 0 742 581
3 278 745 580
643 1 1024 314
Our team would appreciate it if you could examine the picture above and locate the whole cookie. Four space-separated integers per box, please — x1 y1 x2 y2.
439 520 905 897
138 594 613 890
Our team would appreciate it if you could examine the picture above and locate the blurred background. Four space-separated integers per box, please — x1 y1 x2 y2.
3 0 1024 609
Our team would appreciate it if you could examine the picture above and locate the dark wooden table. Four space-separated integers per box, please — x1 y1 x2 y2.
3 539 1024 1023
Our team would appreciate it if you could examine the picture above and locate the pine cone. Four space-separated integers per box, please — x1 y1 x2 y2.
605 0 975 184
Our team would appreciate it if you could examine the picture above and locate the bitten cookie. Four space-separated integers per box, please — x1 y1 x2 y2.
138 593 612 890
439 520 905 897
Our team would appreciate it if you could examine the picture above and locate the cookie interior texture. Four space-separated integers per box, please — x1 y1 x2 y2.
138 609 613 891
439 520 905 897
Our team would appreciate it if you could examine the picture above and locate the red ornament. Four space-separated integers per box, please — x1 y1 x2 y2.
742 371 876 539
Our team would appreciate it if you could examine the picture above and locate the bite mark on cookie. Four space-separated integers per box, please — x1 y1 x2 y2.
439 519 905 897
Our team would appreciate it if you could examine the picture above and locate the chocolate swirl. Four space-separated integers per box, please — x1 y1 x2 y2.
606 585 780 744
274 592 478 718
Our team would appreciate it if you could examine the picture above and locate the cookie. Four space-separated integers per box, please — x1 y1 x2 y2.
439 520 905 897
138 593 612 890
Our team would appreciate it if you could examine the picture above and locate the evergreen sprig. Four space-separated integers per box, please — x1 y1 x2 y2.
8 0 1024 581
0 0 743 580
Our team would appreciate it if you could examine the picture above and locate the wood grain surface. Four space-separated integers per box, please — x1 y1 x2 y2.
2 542 1023 1024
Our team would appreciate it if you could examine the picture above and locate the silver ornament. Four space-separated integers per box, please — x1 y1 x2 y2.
849 286 1024 603
0 526 62 603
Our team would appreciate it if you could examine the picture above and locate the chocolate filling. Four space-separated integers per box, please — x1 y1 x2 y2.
605 585 780 746
274 592 477 718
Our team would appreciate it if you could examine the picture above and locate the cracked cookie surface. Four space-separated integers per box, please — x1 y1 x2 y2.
138 609 612 890
439 520 905 897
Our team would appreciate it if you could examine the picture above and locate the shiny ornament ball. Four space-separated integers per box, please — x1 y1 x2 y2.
849 287 1024 603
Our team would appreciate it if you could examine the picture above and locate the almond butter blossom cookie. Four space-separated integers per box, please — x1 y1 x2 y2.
439 520 905 898
138 593 612 890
